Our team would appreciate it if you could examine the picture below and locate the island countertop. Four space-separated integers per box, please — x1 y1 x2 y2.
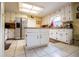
24 27 72 29
24 27 49 29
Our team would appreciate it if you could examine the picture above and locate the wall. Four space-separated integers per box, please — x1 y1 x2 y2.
0 3 4 57
42 15 51 25
42 3 72 26
72 3 79 45
4 12 42 27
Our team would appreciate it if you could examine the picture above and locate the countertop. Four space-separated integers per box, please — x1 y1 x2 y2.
24 27 49 29
24 27 72 29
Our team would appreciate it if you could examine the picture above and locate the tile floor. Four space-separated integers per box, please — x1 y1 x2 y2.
5 40 79 57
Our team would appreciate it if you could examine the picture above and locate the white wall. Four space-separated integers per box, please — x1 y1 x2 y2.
0 3 4 57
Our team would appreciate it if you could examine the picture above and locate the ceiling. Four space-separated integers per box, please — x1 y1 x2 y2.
4 2 70 17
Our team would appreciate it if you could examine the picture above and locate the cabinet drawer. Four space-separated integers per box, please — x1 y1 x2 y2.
26 29 38 32
40 29 49 33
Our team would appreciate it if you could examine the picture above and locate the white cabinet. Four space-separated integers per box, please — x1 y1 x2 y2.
5 29 14 40
25 28 49 49
50 29 73 44
40 29 49 45
65 29 73 43
62 4 72 22
27 33 40 48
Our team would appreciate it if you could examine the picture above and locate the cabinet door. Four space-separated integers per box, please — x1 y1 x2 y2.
60 33 67 42
40 33 49 45
51 29 56 39
59 30 67 42
27 30 40 48
49 29 54 38
40 29 49 45
65 29 73 43
56 29 66 42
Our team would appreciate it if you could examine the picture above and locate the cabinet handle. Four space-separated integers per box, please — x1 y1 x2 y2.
37 35 38 39
40 35 41 38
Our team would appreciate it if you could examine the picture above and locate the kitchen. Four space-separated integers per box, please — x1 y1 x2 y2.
3 2 79 57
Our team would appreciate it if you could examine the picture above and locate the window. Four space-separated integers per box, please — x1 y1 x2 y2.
50 15 62 27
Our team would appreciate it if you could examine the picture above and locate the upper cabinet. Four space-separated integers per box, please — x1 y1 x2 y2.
42 3 73 26
61 4 72 22
54 3 72 22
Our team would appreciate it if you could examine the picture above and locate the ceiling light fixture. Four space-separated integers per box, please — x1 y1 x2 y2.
19 3 43 14
32 6 43 11
19 8 30 13
19 3 32 10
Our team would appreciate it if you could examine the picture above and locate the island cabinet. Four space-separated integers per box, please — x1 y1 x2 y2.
49 29 73 44
25 28 49 49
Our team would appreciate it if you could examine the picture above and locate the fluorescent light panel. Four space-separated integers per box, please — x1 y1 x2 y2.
19 3 32 10
32 6 43 11
19 8 30 13
19 3 43 14
19 8 39 14
30 10 39 14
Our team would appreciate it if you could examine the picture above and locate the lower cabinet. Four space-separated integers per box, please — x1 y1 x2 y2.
5 29 14 40
27 32 40 48
50 29 73 44
25 28 49 49
40 32 49 45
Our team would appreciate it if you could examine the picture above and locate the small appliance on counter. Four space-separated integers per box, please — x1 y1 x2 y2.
41 25 49 28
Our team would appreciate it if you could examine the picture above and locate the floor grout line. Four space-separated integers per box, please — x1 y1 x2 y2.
23 45 26 56
13 40 18 57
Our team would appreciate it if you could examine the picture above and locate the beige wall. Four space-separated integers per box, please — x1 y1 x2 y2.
72 3 79 45
4 12 42 27
72 3 79 34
